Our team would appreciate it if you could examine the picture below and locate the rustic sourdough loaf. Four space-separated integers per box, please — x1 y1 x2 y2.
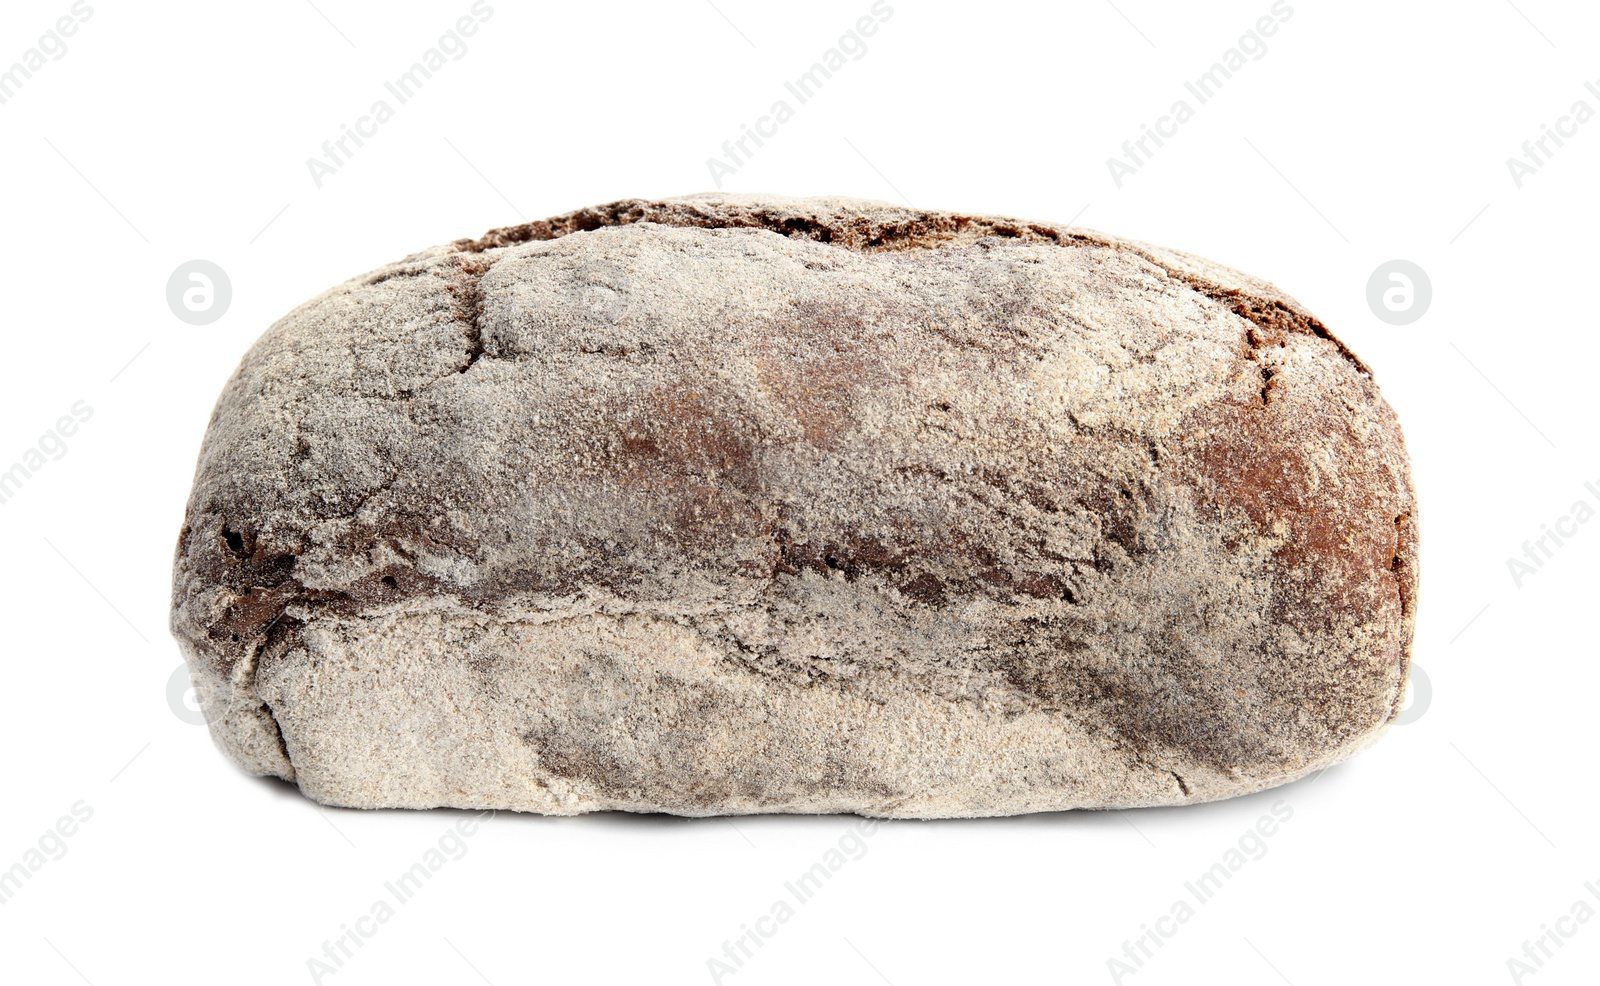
170 194 1417 817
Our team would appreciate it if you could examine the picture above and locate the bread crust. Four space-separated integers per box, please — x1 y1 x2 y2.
170 195 1416 816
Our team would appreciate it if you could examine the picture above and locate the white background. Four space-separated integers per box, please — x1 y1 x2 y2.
1 0 1596 983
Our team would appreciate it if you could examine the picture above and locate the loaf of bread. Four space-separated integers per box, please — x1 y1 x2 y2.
170 195 1417 817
